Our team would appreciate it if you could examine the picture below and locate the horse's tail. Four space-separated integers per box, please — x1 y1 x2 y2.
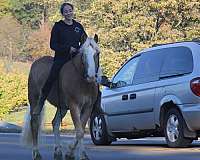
21 105 45 147
21 105 32 147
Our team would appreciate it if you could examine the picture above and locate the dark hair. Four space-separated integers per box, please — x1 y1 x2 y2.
60 3 74 15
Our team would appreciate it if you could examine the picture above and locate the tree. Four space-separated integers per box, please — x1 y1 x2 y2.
0 16 21 60
1 0 199 76
9 0 62 29
81 0 200 52
25 23 52 59
0 0 10 18
47 0 200 76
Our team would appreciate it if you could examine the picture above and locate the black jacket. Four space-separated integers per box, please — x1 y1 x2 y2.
50 20 86 59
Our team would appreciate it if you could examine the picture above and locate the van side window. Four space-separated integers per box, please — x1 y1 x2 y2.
160 47 193 77
112 56 140 86
134 50 164 84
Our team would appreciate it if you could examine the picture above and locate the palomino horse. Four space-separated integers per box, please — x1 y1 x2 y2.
21 34 102 160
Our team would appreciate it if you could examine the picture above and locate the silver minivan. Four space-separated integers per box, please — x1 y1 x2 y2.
90 40 200 147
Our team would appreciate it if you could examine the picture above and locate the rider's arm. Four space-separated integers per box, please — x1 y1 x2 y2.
50 23 71 53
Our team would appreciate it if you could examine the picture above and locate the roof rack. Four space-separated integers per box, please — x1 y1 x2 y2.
152 44 163 47
152 38 200 47
192 38 200 43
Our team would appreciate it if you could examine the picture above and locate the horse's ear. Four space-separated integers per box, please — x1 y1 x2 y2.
94 34 98 43
80 33 87 45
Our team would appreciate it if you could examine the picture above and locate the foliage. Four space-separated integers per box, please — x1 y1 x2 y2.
9 0 62 29
0 59 30 118
100 48 133 78
0 0 200 118
25 23 53 59
6 0 199 61
0 70 28 119
81 0 200 53
0 0 11 18
0 15 22 59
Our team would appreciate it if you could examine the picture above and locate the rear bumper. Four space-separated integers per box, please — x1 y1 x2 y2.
180 104 200 131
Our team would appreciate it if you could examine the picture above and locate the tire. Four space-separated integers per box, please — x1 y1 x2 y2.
90 113 112 145
164 108 193 147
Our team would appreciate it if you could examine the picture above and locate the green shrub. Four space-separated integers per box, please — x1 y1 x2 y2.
101 48 133 78
0 71 28 118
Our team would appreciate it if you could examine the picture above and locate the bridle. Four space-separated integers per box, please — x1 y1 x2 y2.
70 44 100 83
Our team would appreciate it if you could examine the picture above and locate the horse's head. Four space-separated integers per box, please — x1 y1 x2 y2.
80 34 102 83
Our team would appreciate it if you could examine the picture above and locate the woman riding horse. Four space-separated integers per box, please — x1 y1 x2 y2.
36 2 87 113
22 2 110 160
25 35 102 160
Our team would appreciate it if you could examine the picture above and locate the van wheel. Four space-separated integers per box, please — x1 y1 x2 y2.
164 108 193 147
90 113 112 145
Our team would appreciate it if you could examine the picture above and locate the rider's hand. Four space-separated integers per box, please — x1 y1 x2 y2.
70 47 78 53
100 76 111 87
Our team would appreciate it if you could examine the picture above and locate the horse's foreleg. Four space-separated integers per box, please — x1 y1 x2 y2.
65 104 84 160
52 108 68 160
66 105 92 160
81 106 93 129
78 106 93 160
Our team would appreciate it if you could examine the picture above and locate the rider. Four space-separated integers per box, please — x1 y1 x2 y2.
37 2 87 111
37 2 111 114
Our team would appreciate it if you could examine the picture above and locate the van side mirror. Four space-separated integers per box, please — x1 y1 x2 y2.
109 81 127 89
100 76 111 87
100 76 127 88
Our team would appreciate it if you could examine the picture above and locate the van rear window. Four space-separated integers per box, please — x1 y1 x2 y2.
160 46 193 77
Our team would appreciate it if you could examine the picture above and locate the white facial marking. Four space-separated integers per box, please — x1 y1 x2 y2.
85 45 95 77
81 37 101 81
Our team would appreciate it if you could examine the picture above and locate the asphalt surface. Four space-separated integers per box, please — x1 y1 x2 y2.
0 133 200 160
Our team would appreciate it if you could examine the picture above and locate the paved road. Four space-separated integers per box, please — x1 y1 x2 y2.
0 133 200 160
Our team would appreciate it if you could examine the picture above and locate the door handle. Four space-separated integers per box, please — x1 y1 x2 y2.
130 93 136 99
122 95 128 100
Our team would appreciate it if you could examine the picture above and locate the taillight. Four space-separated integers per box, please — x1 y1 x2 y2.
190 77 200 97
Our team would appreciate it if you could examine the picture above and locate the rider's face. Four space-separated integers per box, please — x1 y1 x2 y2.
62 5 74 21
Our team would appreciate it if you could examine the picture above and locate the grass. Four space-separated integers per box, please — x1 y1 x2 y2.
3 103 75 133
3 102 90 134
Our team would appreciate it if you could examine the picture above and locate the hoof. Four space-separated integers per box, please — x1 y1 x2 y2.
54 151 63 160
80 157 90 160
81 152 90 160
54 146 63 160
65 154 75 160
33 153 42 160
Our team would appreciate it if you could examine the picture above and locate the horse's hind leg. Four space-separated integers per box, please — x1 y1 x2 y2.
29 89 43 160
30 101 43 160
52 107 68 160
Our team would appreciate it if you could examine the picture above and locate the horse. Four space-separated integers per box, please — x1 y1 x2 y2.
21 34 102 160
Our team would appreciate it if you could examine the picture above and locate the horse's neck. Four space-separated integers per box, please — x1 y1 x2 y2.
70 53 85 76
60 53 98 103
